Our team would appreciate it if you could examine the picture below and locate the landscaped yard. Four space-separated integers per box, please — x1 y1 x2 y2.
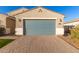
68 25 79 49
64 36 79 49
59 25 79 49
0 39 14 48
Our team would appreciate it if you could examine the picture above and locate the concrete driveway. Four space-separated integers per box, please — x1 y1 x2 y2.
0 36 78 53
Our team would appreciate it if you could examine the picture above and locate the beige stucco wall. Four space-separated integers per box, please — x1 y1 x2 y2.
0 14 7 28
56 17 64 35
6 17 15 34
14 7 64 35
15 18 23 35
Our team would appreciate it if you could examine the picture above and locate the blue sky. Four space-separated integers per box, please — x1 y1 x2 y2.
0 6 79 22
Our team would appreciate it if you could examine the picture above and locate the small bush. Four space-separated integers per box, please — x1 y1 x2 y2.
64 28 71 36
0 27 5 36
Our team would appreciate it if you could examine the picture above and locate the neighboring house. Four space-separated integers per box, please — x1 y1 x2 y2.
64 18 79 36
6 16 16 35
0 14 7 28
0 7 65 35
64 18 79 29
0 14 15 35
0 8 28 35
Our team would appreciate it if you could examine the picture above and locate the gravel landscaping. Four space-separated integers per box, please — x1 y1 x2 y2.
59 36 79 49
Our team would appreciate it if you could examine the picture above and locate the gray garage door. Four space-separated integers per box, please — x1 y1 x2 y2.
24 19 56 35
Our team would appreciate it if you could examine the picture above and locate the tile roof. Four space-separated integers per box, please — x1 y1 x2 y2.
8 7 29 16
64 18 79 24
11 6 64 16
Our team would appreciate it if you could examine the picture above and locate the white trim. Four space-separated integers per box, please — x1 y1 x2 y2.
22 17 57 19
15 28 23 35
56 28 64 35
64 21 79 27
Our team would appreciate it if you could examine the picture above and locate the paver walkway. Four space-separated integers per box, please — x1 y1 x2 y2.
0 36 78 53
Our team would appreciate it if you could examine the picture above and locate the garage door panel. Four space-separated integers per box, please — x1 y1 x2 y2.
24 20 56 35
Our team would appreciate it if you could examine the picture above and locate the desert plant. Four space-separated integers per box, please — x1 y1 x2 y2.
71 25 79 39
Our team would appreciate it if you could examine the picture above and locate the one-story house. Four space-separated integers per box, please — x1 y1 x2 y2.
64 18 79 29
0 7 65 35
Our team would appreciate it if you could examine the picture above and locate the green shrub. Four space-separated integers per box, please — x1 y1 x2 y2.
0 27 5 36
